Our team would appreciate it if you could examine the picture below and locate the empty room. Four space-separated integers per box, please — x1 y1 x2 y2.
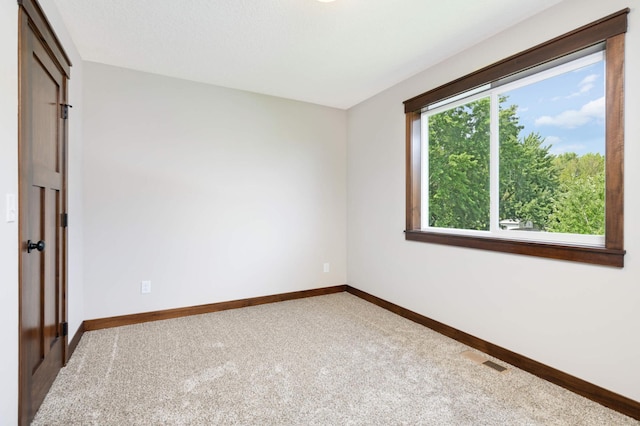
1 0 639 424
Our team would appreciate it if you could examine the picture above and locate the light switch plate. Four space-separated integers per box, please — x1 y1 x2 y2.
6 194 16 223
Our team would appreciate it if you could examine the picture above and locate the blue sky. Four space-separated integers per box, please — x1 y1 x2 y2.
501 60 605 155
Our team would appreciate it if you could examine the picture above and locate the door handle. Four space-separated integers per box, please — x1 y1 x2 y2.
27 240 45 253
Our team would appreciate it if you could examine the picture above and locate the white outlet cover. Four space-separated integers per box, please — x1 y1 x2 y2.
141 280 151 294
323 263 330 273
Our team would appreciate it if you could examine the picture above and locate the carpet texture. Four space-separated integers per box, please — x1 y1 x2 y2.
33 293 638 425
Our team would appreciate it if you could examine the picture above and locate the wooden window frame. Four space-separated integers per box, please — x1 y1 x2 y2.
403 9 628 267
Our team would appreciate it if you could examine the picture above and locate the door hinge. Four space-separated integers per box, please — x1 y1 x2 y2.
60 103 73 119
61 213 68 228
61 322 68 337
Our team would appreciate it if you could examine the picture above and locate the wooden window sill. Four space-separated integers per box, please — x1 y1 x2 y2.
405 230 625 267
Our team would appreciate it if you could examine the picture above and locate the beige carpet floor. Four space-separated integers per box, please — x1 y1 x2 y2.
33 293 638 425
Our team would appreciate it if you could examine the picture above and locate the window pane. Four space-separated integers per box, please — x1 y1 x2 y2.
498 59 605 235
427 97 490 230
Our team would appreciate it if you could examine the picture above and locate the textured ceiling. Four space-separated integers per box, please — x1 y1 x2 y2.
52 0 562 109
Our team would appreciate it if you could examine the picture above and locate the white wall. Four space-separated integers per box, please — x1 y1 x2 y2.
0 3 20 423
0 2 83 423
348 0 640 403
82 62 347 319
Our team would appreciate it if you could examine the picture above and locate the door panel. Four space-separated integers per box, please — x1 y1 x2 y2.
43 188 60 356
24 187 43 372
18 1 71 424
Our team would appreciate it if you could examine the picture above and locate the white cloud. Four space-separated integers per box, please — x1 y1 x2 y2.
566 83 593 99
580 74 598 86
534 96 604 129
566 74 598 98
581 96 605 118
544 136 561 145
549 143 587 155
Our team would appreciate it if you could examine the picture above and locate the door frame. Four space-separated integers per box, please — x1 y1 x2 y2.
17 0 71 424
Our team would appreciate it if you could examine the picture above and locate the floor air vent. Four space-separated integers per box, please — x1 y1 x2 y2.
461 350 509 373
483 360 508 372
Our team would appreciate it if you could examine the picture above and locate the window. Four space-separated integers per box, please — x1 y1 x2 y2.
404 9 628 267
424 50 605 244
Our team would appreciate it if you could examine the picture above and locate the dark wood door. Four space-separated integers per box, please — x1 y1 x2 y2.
18 1 71 424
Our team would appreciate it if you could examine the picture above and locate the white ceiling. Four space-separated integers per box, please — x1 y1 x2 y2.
52 0 563 109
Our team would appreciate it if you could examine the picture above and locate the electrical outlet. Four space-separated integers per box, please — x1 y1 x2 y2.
323 263 330 273
141 280 151 294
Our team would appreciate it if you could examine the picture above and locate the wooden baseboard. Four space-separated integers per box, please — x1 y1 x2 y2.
84 285 347 331
345 285 640 421
66 322 85 363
